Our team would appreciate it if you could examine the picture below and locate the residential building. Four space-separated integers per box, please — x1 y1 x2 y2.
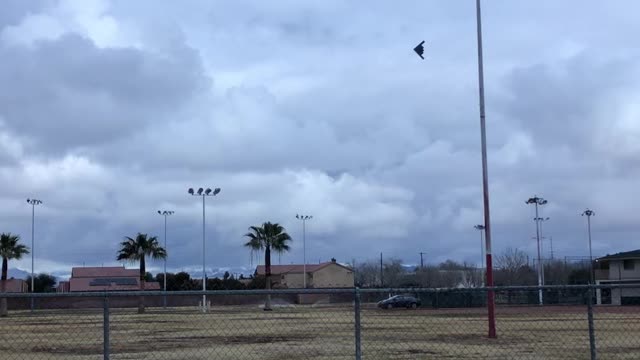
56 266 161 293
595 250 640 305
1 279 28 293
256 259 354 288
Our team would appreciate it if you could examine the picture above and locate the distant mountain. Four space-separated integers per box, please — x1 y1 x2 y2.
7 268 29 279
177 266 254 279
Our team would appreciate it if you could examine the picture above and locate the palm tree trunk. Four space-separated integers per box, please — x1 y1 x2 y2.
138 257 146 314
264 246 272 311
0 257 8 317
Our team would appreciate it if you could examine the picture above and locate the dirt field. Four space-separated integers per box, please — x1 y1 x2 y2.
1 304 639 359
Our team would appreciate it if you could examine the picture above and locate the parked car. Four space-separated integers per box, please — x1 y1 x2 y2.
377 295 421 309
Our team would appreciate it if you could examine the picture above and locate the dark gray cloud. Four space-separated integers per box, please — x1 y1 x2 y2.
1 0 640 275
0 33 208 153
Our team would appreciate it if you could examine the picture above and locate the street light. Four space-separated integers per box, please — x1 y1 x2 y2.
474 225 485 286
296 214 313 288
188 187 221 313
582 209 595 284
157 210 174 308
26 198 42 311
526 196 548 305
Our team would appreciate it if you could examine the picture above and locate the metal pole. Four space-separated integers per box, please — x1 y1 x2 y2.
539 218 546 288
202 194 206 313
476 0 496 338
587 215 594 284
163 214 167 309
420 252 424 269
103 297 110 360
303 219 306 289
354 287 362 360
380 252 383 287
534 203 543 305
480 230 485 286
587 286 597 360
31 203 35 311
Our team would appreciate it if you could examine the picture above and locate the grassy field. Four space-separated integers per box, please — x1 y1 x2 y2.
1 303 639 359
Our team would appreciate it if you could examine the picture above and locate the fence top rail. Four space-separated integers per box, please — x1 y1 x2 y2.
0 287 357 298
358 284 640 293
0 284 635 299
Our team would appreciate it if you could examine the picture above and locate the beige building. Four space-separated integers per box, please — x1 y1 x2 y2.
256 259 354 288
595 250 640 305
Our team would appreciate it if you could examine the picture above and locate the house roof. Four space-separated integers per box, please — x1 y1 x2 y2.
256 261 353 275
1 279 28 293
69 278 160 292
71 266 138 278
597 250 640 261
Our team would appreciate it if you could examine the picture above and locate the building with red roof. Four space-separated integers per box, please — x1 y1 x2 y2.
56 266 160 293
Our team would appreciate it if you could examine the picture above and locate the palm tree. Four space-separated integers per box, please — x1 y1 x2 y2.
1 233 29 317
116 233 166 313
244 222 291 311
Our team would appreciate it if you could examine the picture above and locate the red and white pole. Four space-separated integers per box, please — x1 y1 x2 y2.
475 0 496 339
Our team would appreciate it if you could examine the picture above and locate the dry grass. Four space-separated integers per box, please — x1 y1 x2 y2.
1 304 639 359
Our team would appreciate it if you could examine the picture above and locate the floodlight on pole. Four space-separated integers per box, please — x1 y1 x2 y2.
26 198 42 312
157 210 174 309
582 209 595 284
474 224 486 286
296 214 313 289
188 186 221 313
526 195 547 306
534 216 550 281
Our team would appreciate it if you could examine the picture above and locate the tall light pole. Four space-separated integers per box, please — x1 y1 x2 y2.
157 210 174 308
296 214 312 288
474 225 485 285
188 187 221 313
534 216 550 285
414 0 495 336
582 209 595 284
526 196 548 305
475 0 496 338
26 198 42 311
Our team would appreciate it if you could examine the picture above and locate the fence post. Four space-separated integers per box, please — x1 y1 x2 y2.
103 296 110 360
354 287 362 360
587 287 597 360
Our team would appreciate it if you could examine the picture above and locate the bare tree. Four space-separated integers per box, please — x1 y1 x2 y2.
495 248 536 286
460 261 482 288
354 260 379 287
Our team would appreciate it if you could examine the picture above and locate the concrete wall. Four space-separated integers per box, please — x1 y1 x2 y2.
312 263 354 288
282 273 305 288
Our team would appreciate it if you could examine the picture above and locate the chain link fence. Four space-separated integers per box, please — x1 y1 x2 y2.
0 285 638 359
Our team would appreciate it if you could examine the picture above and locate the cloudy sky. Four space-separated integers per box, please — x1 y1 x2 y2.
1 0 639 277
